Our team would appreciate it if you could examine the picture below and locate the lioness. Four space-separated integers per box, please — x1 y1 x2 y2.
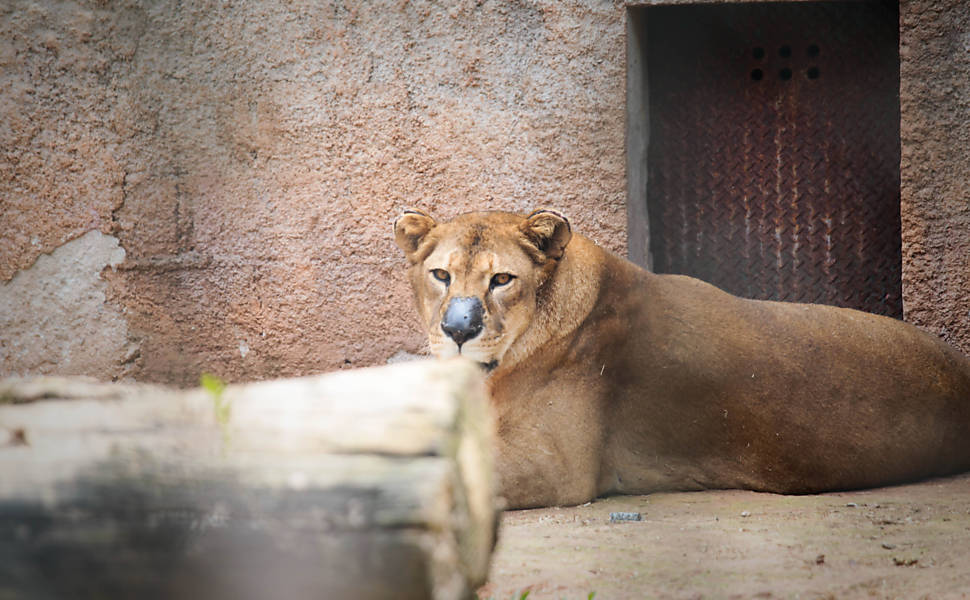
394 208 970 509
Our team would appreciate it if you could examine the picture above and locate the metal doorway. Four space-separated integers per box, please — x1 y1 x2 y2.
629 1 902 317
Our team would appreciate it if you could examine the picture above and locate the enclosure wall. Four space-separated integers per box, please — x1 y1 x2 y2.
898 0 970 352
0 1 627 385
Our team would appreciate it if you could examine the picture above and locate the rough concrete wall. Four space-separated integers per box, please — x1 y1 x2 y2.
899 0 970 355
1 1 626 385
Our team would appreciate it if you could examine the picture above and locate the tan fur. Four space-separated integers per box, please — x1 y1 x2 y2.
395 209 970 509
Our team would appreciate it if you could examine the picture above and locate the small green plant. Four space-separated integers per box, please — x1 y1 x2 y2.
201 373 231 452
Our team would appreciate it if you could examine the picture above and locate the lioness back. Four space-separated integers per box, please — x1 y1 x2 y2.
395 209 970 508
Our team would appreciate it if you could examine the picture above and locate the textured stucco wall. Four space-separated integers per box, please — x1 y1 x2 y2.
899 0 970 355
1 1 627 385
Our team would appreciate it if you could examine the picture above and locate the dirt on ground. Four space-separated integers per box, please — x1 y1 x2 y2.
478 473 970 599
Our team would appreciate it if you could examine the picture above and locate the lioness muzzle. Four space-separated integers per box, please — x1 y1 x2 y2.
441 296 484 347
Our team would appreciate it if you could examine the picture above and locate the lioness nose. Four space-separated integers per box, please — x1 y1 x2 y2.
441 296 484 347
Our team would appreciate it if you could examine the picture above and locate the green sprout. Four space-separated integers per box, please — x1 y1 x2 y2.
201 373 231 452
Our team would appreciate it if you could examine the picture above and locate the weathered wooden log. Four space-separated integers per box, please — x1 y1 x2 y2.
0 359 497 600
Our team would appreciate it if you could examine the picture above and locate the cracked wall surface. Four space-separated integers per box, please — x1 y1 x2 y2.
1 0 967 385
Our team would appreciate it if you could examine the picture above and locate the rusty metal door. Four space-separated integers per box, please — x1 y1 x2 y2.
645 1 901 317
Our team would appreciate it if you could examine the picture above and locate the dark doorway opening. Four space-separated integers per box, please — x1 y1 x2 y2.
627 1 902 318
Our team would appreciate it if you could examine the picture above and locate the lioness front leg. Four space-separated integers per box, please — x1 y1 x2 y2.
494 428 600 509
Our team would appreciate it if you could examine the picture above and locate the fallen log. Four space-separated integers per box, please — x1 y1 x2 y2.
0 358 497 600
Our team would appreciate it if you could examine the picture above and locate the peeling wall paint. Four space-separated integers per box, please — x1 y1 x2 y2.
0 231 132 379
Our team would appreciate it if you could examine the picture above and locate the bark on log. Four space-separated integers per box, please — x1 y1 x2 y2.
0 358 497 600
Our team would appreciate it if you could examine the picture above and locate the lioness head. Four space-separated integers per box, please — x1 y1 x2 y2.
394 209 572 372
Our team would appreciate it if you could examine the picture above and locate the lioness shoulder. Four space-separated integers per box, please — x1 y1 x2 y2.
395 209 970 509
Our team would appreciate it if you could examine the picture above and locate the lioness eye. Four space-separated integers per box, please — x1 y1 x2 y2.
490 273 514 288
431 269 450 285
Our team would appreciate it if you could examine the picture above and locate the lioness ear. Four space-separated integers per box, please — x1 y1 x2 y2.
521 209 572 260
394 209 437 260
